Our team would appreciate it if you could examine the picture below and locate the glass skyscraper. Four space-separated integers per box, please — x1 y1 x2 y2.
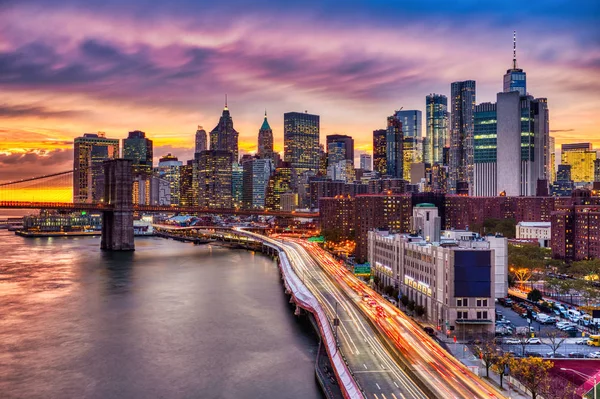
503 31 527 96
386 116 403 179
73 133 119 203
372 129 387 176
394 110 422 180
449 80 476 194
123 130 153 175
473 102 497 196
283 112 320 174
425 94 448 165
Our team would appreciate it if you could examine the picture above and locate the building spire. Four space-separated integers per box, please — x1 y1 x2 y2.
513 30 517 70
224 94 228 110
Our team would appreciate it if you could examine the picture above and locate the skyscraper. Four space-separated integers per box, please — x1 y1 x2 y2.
73 132 120 203
209 101 239 162
265 162 293 211
283 111 320 174
178 161 197 207
242 157 273 209
394 110 422 181
232 162 244 208
549 136 556 184
561 143 597 184
473 102 498 196
257 111 274 161
373 129 387 176
503 31 527 96
195 126 207 156
157 154 182 205
123 130 153 175
360 154 372 171
449 80 476 194
326 134 354 166
425 94 448 165
197 150 233 208
386 116 403 179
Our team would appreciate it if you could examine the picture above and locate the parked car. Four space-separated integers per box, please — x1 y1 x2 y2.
546 352 566 358
587 352 600 358
505 338 521 344
576 338 591 345
526 338 542 345
568 352 586 358
563 326 578 333
525 351 542 357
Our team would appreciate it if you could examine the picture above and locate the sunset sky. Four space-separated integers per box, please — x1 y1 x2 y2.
1 0 599 182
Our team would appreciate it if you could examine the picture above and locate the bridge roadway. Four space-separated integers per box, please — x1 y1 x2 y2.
292 239 507 399
282 239 429 399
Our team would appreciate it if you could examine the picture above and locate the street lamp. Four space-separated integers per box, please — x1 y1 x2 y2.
561 368 597 399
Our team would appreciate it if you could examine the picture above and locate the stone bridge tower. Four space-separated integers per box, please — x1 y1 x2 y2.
101 159 135 250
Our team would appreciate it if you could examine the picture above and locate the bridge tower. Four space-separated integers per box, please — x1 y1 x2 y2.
101 159 135 251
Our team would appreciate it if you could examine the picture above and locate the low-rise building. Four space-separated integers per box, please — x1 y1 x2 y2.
515 221 551 247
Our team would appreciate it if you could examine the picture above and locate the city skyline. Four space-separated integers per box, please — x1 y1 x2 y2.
1 0 599 183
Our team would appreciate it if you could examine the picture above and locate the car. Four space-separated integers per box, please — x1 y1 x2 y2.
558 323 575 330
524 351 542 357
505 338 521 344
423 327 435 336
587 352 600 358
526 338 542 345
568 352 586 358
576 338 590 345
563 326 578 332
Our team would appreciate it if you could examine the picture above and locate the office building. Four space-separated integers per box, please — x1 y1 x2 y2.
284 111 320 173
425 94 448 165
551 164 574 197
209 102 239 162
73 132 120 203
373 129 387 175
265 162 293 211
561 143 597 184
280 192 298 212
449 80 476 194
395 110 422 181
197 150 233 208
157 154 182 205
132 175 170 205
516 221 551 247
386 116 403 179
195 126 207 156
360 154 372 171
369 230 496 337
549 136 556 184
179 161 197 207
411 203 441 242
327 160 355 182
231 162 244 208
242 157 273 209
595 159 600 183
319 195 355 239
123 130 153 175
473 102 497 196
503 31 527 96
326 134 354 166
257 111 274 161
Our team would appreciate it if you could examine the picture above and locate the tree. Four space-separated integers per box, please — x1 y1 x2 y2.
414 305 426 317
540 375 576 399
473 340 498 378
571 259 600 280
407 300 416 311
400 295 409 307
543 330 567 357
527 288 543 303
492 352 512 389
509 357 553 399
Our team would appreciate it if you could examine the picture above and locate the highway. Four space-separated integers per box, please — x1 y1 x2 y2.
289 239 507 399
281 239 429 399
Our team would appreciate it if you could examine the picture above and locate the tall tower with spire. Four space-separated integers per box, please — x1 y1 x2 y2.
257 110 274 161
209 97 240 162
503 31 527 96
195 125 207 156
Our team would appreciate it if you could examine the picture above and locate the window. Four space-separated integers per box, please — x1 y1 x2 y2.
457 298 468 307
476 298 489 307
457 311 468 319
477 311 482 319
483 299 488 307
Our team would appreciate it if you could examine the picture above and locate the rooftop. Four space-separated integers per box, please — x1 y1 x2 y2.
517 222 551 227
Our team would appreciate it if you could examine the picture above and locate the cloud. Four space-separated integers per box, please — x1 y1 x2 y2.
0 104 87 119
0 149 72 182
550 129 575 133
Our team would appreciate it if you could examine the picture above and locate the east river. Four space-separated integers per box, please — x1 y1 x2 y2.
0 230 322 399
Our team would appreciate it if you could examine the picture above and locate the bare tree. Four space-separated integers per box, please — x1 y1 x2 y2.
543 330 567 357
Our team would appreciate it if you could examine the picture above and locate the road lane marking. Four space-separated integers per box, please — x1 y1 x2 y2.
381 363 386 369
363 363 368 369
381 394 387 399
373 394 379 399
376 383 381 390
393 381 399 388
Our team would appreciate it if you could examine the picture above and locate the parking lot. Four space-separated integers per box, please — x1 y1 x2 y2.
495 303 600 358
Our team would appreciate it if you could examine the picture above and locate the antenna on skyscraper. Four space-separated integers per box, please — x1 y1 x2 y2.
225 94 228 110
513 30 517 69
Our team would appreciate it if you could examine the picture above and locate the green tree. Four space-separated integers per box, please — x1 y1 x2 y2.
509 357 553 399
407 300 416 311
527 288 543 302
400 295 409 307
414 305 426 317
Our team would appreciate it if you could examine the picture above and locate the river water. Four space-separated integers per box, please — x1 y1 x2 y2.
0 230 322 399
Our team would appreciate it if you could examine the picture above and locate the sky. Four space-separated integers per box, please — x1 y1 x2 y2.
0 0 599 182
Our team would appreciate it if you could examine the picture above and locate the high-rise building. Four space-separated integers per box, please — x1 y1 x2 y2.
425 94 448 166
195 126 207 156
595 159 600 183
242 157 273 209
550 164 574 197
257 111 274 161
395 110 422 180
265 162 293 210
197 150 233 208
373 129 387 175
473 102 497 196
503 31 527 96
123 130 153 175
549 136 556 184
232 162 244 208
157 154 182 205
386 116 403 179
284 112 320 174
561 143 597 183
209 101 239 162
132 175 170 205
360 154 372 171
496 92 549 196
73 132 120 203
326 134 354 166
449 80 476 194
179 161 197 207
